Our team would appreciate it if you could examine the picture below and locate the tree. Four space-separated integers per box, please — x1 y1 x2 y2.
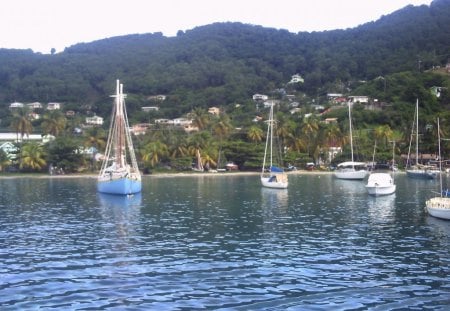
247 125 263 143
191 108 210 130
141 141 169 167
20 142 46 171
10 108 33 142
46 137 86 173
0 149 10 172
41 111 67 136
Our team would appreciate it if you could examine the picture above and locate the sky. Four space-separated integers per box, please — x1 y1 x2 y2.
0 0 433 54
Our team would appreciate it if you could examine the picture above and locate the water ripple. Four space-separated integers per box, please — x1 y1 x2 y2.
1 175 450 309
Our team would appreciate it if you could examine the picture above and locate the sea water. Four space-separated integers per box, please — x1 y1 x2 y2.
1 174 449 310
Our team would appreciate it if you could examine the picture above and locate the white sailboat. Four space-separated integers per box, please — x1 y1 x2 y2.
426 118 450 220
192 149 204 172
97 80 142 195
366 141 396 196
406 99 439 179
334 101 368 180
261 103 288 189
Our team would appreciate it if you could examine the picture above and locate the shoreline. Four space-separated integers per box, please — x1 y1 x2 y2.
0 170 337 179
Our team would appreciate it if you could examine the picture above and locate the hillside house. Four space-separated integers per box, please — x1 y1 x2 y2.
27 102 43 109
288 74 304 84
0 142 17 159
9 102 24 109
142 106 159 112
252 94 268 101
85 115 104 126
348 96 369 104
47 102 61 110
147 95 166 101
132 123 152 135
155 119 172 125
208 107 220 115
173 118 192 127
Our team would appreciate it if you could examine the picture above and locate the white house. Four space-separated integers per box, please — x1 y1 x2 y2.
289 74 304 84
348 96 369 104
142 106 160 112
252 94 268 101
173 118 192 126
154 118 172 125
47 102 61 110
85 115 104 125
0 142 17 159
9 102 24 109
27 102 43 109
0 133 47 143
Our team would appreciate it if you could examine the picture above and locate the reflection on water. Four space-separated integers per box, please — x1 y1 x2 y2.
98 192 142 209
367 194 396 220
1 174 450 310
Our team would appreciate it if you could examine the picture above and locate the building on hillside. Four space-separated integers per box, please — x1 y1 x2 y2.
47 102 61 110
289 74 304 84
132 123 152 135
27 102 43 109
142 106 159 112
430 86 445 98
9 102 24 109
263 100 280 108
147 95 166 101
252 94 268 101
324 118 338 124
155 119 172 125
0 133 54 144
348 96 369 104
85 115 104 126
183 124 199 133
173 118 192 127
208 107 220 116
0 142 17 159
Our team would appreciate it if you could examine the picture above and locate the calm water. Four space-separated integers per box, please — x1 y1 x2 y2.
1 173 450 310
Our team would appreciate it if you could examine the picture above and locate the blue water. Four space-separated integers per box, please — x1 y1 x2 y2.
1 174 450 310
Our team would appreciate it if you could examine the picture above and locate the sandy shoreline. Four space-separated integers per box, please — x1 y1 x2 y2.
0 170 337 179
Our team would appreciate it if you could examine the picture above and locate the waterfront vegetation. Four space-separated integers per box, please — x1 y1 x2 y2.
0 1 449 174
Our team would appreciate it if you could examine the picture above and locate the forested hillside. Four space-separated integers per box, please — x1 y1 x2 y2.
0 0 450 173
0 0 449 113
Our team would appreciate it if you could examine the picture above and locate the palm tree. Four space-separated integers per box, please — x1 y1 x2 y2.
141 141 169 167
247 125 264 143
10 108 33 142
212 114 233 141
84 127 107 151
191 108 210 130
20 142 46 171
301 116 320 157
374 124 393 147
0 149 10 172
41 111 67 136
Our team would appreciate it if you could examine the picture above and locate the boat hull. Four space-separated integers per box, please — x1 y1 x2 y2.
365 173 396 196
334 169 368 180
97 177 142 195
366 185 396 196
261 175 288 189
406 169 439 179
426 197 450 220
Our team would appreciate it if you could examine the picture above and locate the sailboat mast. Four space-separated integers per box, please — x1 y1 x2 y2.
348 101 354 163
415 98 419 165
270 103 274 167
438 118 443 197
114 80 125 169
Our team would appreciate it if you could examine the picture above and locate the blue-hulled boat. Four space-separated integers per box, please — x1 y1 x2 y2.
97 80 141 195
